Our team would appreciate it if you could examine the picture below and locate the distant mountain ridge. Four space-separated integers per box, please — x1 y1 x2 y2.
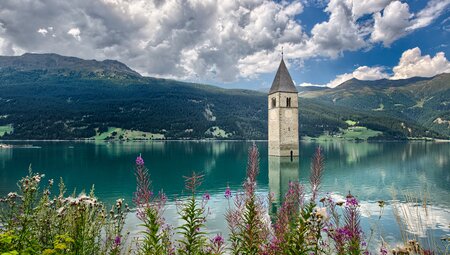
0 53 448 140
299 73 450 138
337 76 433 89
0 53 141 79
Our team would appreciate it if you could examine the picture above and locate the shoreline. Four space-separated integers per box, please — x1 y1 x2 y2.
0 137 449 143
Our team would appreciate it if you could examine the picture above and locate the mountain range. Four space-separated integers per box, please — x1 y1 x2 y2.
0 53 448 140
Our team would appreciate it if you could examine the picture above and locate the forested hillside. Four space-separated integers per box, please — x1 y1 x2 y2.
299 74 450 139
0 53 447 140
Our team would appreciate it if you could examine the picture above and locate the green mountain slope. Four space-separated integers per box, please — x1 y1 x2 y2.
0 53 447 140
0 54 268 140
300 74 450 138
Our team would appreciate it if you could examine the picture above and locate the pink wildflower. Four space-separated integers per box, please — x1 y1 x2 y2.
183 172 204 193
380 245 388 255
310 146 324 201
136 154 145 166
346 193 359 207
272 181 304 253
212 234 224 246
114 235 121 246
224 186 232 199
133 155 152 210
244 143 259 196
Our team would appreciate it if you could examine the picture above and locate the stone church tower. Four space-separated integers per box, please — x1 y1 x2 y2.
268 58 299 158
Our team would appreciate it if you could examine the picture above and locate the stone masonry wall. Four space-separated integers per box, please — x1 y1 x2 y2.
268 91 299 157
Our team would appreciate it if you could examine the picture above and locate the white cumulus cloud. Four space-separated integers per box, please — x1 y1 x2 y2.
0 0 448 84
67 28 81 41
371 1 412 46
371 0 450 46
37 28 48 36
353 66 390 80
392 47 450 80
98 0 306 81
351 0 392 19
308 0 367 58
302 47 450 87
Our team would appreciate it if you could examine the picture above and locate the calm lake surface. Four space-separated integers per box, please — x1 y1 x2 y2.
0 141 449 250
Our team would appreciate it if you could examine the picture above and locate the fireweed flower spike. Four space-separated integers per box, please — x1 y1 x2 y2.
183 172 204 194
272 181 304 253
323 192 365 255
212 234 224 246
244 142 260 196
224 185 232 199
114 235 121 246
226 143 271 254
176 172 209 255
380 242 388 255
136 153 144 166
133 155 172 254
133 155 152 210
346 192 359 207
310 146 324 202
344 192 364 254
207 234 226 255
280 146 326 255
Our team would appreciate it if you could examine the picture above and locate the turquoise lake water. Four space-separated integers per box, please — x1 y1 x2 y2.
0 141 449 251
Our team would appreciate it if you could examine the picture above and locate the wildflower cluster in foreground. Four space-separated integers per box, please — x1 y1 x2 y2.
0 167 129 255
0 146 445 254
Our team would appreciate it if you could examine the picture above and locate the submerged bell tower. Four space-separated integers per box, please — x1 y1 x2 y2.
268 57 299 158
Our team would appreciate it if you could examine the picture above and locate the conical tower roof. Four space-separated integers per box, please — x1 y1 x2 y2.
269 58 297 94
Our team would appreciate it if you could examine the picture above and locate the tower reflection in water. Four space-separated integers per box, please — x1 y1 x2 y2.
268 156 300 215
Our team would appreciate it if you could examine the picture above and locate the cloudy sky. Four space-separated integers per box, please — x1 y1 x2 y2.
0 0 449 89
